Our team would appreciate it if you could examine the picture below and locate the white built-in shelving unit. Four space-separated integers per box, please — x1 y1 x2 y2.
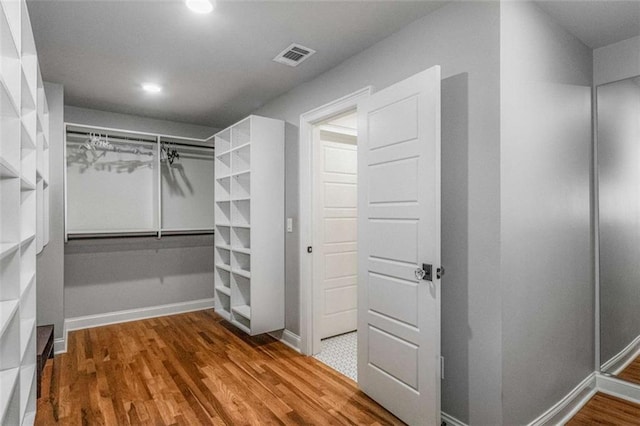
214 115 285 335
0 0 49 424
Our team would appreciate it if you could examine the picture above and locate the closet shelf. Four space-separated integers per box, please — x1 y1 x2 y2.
20 232 35 246
19 318 35 362
0 299 19 338
20 272 35 298
0 76 20 116
231 170 250 178
0 367 20 422
216 222 231 227
216 244 232 251
20 176 35 191
216 174 231 181
232 224 251 229
20 121 36 150
232 305 251 320
19 363 36 418
0 157 20 178
216 148 233 157
0 242 19 260
232 269 251 279
215 286 231 296
231 319 251 334
232 247 251 255
215 263 231 272
231 142 250 152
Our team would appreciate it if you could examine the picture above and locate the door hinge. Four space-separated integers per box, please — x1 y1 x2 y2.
441 356 445 380
307 246 313 253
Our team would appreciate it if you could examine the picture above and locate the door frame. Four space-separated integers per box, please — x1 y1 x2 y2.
298 86 372 356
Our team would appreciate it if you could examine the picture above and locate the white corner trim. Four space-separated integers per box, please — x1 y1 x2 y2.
528 372 597 426
269 329 301 353
54 298 215 354
601 334 640 375
441 412 467 426
596 373 640 405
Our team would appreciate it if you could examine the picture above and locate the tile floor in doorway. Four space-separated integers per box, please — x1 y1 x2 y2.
313 331 357 381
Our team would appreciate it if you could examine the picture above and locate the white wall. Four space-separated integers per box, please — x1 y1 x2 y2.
594 36 640 86
61 106 218 320
36 82 65 340
65 105 216 139
255 2 502 423
598 78 640 365
500 3 593 424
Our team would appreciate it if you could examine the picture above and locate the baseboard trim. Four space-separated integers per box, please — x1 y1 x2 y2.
441 411 467 426
528 372 597 426
269 329 301 353
54 298 215 354
601 334 640 375
53 337 67 355
596 373 640 404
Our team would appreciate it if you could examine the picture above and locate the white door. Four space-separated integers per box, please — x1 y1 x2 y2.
357 66 441 425
314 129 358 339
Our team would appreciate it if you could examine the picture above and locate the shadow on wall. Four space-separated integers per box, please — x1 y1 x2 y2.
441 72 470 420
284 122 301 333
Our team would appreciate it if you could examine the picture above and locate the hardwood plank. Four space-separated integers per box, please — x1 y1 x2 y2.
619 355 640 386
36 310 403 425
567 392 640 425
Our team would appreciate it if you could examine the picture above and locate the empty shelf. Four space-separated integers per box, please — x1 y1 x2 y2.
0 367 20 422
20 177 35 191
0 300 19 338
0 157 19 178
215 286 231 296
232 305 251 320
215 263 231 272
216 244 232 251
232 269 251 279
0 242 19 260
232 247 251 255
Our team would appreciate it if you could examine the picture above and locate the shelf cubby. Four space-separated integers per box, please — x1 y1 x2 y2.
0 2 48 423
215 176 230 202
215 225 231 247
215 246 231 269
215 152 231 178
232 251 251 276
231 172 250 199
231 199 250 227
215 129 231 153
231 118 250 148
215 200 231 226
231 227 250 251
231 144 250 174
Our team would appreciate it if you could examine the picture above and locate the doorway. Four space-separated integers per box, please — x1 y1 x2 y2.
298 87 371 361
310 110 358 381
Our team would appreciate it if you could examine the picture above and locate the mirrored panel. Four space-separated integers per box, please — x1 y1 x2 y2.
598 74 640 384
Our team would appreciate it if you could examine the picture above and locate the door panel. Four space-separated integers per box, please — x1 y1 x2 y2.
315 135 359 340
369 326 419 389
358 66 441 426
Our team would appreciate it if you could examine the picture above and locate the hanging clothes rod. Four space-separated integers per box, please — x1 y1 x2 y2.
66 130 157 145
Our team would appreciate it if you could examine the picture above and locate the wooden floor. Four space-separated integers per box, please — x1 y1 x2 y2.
35 309 403 425
568 393 640 425
618 355 640 386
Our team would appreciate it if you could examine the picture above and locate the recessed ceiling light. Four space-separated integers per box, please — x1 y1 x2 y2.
185 0 215 14
142 83 162 94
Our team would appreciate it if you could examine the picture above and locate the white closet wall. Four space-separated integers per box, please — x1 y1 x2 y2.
214 115 285 335
0 0 49 424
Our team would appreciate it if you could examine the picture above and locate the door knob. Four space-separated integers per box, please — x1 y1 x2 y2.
415 268 426 280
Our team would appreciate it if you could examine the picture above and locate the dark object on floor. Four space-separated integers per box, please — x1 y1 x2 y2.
36 324 54 398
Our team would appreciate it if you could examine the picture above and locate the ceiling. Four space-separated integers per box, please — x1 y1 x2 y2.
536 1 640 49
28 1 640 129
27 0 446 128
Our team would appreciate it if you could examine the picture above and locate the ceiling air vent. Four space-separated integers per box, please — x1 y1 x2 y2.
273 43 316 67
